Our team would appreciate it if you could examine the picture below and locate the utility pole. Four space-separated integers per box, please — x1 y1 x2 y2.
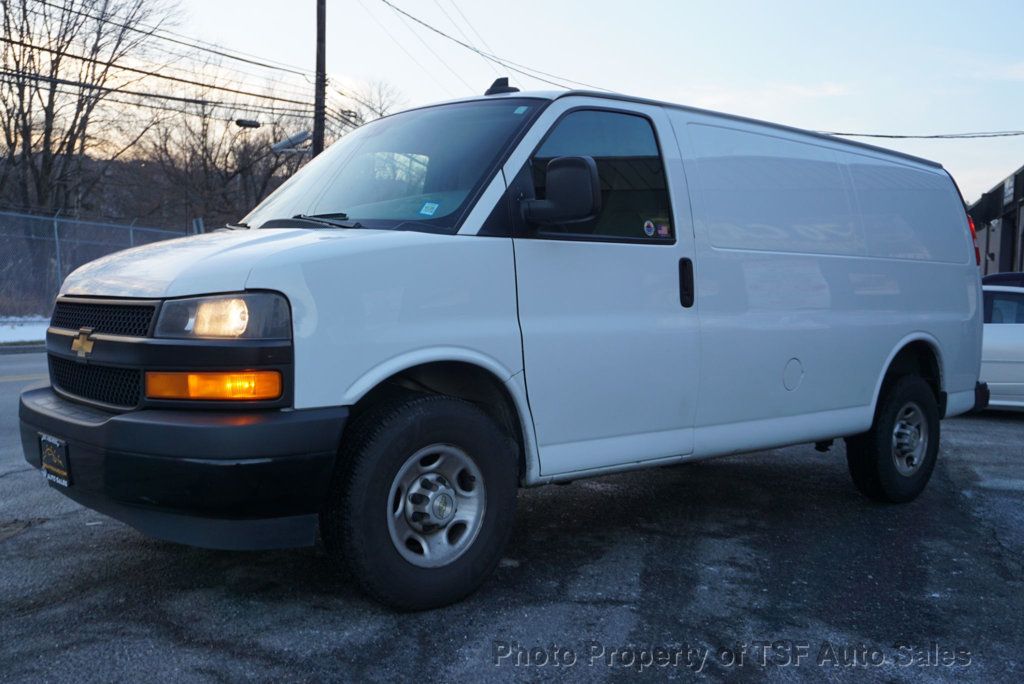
312 0 326 157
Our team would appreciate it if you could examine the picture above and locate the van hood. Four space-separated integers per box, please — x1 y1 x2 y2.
61 227 402 298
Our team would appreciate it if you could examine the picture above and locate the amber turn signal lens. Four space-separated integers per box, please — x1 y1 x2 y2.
145 370 282 401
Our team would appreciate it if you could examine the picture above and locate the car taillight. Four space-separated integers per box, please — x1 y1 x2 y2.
967 215 981 266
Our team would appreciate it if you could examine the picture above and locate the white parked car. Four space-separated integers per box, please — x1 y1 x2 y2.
20 80 987 609
982 285 1024 409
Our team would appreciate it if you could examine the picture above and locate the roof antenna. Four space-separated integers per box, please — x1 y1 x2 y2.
485 77 520 96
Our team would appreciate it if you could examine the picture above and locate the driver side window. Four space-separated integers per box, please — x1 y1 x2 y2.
530 110 673 241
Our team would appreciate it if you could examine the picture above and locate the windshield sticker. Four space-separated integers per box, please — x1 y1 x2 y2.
643 220 656 237
513 106 529 115
419 202 440 217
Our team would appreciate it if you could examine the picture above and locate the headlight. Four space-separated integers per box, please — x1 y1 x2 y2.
155 292 291 340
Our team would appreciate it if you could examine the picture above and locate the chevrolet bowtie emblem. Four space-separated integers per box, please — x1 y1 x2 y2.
71 328 95 358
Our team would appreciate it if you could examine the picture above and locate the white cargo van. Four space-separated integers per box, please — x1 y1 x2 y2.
20 80 988 609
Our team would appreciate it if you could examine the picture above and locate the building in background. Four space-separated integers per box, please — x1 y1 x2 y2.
969 164 1024 275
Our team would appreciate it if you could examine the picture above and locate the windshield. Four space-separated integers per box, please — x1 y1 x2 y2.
242 98 545 232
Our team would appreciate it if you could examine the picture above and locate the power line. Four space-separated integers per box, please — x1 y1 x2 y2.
329 84 380 114
377 0 613 91
132 22 315 78
325 106 359 127
0 69 312 117
432 0 500 77
80 0 316 78
145 56 314 104
445 0 520 87
0 78 306 123
28 0 387 122
447 0 500 59
0 37 315 108
33 0 315 78
28 0 467 128
378 0 567 89
324 116 347 141
353 0 455 97
388 3 476 91
132 47 317 103
16 2 315 101
825 130 1024 140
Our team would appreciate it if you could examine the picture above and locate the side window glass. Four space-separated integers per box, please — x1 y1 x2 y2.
985 291 1024 324
530 110 673 241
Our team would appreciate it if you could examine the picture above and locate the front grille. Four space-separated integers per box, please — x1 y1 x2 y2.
49 355 141 408
51 300 155 337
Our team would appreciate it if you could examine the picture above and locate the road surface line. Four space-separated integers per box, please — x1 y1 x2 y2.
0 373 47 384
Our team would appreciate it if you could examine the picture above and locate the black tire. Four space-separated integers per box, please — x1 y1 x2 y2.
320 394 518 610
844 375 940 503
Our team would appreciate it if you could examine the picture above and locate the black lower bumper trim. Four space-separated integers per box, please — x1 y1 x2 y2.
19 386 348 549
63 488 319 550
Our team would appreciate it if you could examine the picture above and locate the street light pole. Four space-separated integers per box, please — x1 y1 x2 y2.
312 0 326 157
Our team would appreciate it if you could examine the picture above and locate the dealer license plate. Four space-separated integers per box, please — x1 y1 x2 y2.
40 434 70 488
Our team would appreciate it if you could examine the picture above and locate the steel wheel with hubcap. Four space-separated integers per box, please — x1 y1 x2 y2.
388 444 486 568
320 394 518 610
845 375 940 503
891 402 928 477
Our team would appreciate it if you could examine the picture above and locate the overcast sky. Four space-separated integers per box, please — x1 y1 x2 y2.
175 0 1024 202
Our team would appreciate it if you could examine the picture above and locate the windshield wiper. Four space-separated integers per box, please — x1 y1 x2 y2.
257 215 365 230
292 213 363 229
304 211 350 220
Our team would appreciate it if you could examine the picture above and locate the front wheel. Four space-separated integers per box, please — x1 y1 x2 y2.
845 375 940 503
320 394 518 610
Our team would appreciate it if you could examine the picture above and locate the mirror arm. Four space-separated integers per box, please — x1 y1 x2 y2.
521 199 558 225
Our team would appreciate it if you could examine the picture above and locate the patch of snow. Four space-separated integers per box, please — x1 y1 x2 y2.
0 317 48 344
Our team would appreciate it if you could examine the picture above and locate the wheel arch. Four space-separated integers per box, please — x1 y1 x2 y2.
871 334 945 416
344 351 538 484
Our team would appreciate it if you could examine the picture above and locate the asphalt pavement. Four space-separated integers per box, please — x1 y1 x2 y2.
1 351 1022 682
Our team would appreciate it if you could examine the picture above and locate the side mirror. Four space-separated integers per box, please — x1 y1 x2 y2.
521 156 601 225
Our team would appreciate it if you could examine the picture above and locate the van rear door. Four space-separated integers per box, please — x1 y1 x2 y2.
508 99 700 476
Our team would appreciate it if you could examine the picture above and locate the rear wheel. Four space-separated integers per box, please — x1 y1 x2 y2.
320 394 518 610
845 375 940 503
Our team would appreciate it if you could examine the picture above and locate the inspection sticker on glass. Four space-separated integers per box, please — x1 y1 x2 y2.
643 216 671 238
419 202 440 217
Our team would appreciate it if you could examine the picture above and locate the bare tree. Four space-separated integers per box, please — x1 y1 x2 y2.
0 0 170 213
348 79 404 124
145 75 406 227
146 96 308 227
0 2 409 315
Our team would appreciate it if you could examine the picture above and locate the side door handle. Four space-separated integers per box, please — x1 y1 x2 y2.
679 258 695 308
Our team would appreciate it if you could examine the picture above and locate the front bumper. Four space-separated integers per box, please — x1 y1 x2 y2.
20 386 348 550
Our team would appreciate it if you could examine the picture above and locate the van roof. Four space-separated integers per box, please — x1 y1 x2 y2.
449 89 944 171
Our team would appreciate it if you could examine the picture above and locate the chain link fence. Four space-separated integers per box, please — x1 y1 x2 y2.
0 211 191 316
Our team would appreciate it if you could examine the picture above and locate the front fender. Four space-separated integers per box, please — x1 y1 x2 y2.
340 347 518 405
